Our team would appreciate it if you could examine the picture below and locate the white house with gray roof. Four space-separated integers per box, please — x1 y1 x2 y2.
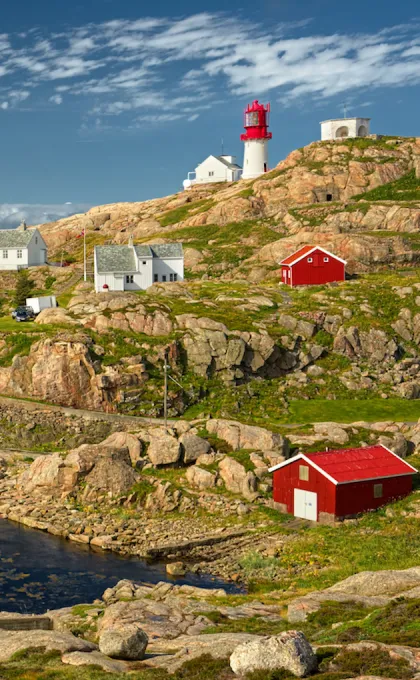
183 155 242 189
94 242 184 293
0 224 47 270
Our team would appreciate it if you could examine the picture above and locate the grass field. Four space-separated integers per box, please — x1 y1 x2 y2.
286 398 420 424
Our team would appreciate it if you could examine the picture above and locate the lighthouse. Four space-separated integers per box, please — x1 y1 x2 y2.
241 100 272 180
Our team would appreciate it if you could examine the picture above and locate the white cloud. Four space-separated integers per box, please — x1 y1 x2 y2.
49 94 63 104
1 14 420 127
0 203 92 228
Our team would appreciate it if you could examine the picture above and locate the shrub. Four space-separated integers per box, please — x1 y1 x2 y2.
13 270 35 306
44 275 56 289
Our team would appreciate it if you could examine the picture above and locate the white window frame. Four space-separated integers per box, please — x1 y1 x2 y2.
174 273 178 282
208 171 214 177
17 249 22 259
323 257 329 262
2 250 7 259
126 274 134 284
154 274 158 282
307 257 313 263
162 275 167 282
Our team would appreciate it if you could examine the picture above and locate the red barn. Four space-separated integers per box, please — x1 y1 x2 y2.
280 245 346 287
269 445 417 523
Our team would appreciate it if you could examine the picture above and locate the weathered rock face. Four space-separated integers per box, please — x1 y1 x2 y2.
182 322 297 382
147 428 181 466
186 466 216 490
98 622 148 660
0 630 96 662
17 453 76 495
206 419 288 455
218 457 258 500
180 433 211 463
100 431 143 467
229 631 318 677
17 444 137 498
0 337 106 410
327 566 420 596
333 326 401 363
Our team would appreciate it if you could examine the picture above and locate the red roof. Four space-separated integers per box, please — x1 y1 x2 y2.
270 445 417 484
280 245 315 266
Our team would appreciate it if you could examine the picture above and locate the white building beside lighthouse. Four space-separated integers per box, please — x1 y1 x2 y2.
241 101 272 179
320 117 370 141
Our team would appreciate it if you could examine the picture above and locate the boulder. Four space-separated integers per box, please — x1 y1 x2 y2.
229 631 318 677
180 433 211 463
327 566 420 596
147 428 181 466
99 623 148 660
186 465 216 490
61 650 129 673
166 562 186 576
99 431 142 466
85 452 138 496
17 453 77 495
218 457 258 500
313 422 349 445
206 419 288 454
0 630 96 661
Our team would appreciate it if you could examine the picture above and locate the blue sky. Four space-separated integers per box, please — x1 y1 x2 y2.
0 0 419 225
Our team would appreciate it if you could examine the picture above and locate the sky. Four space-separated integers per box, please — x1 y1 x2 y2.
1 0 420 226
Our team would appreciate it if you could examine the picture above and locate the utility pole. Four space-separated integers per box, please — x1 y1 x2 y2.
163 348 169 428
83 227 87 282
163 347 183 428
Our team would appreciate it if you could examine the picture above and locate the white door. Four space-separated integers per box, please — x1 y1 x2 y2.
294 489 317 521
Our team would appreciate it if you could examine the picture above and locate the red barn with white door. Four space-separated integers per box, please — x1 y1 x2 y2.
280 245 346 287
269 445 416 523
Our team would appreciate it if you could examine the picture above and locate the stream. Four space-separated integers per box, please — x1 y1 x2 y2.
0 519 237 614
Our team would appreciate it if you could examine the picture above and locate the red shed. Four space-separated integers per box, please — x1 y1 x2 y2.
269 445 417 523
280 245 346 287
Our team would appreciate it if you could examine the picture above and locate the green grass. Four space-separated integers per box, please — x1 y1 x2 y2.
287 398 420 423
158 199 215 227
354 169 420 201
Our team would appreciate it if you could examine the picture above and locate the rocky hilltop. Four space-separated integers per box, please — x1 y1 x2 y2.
36 135 420 275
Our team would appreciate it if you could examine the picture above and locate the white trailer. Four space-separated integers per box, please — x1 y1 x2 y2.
26 296 57 315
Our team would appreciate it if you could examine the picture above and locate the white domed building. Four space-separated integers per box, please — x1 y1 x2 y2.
320 117 370 141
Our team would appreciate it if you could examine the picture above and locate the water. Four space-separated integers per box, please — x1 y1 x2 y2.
0 519 237 614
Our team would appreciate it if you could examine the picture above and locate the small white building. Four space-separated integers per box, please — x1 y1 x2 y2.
0 223 47 270
320 117 371 141
94 242 184 293
183 155 242 189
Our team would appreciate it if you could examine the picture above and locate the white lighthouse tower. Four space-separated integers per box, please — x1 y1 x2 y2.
241 100 272 179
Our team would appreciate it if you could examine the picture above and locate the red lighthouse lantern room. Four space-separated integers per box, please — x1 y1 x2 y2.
240 100 272 142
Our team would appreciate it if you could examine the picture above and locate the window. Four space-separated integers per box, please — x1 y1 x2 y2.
299 465 309 481
307 257 313 263
374 483 383 499
162 275 167 282
2 250 7 259
170 274 174 282
35 237 38 244
154 274 158 282
174 273 177 281
142 261 146 265
17 249 22 259
288 270 291 278
126 275 134 284
326 194 333 202
208 171 214 177
323 257 329 262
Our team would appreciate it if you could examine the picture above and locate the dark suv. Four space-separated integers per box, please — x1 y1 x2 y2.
12 306 35 322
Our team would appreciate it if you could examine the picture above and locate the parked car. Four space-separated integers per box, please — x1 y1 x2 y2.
12 305 35 320
14 308 34 322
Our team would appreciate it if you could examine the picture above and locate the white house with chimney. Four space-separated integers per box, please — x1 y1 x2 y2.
0 222 47 270
94 241 184 292
183 155 242 189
